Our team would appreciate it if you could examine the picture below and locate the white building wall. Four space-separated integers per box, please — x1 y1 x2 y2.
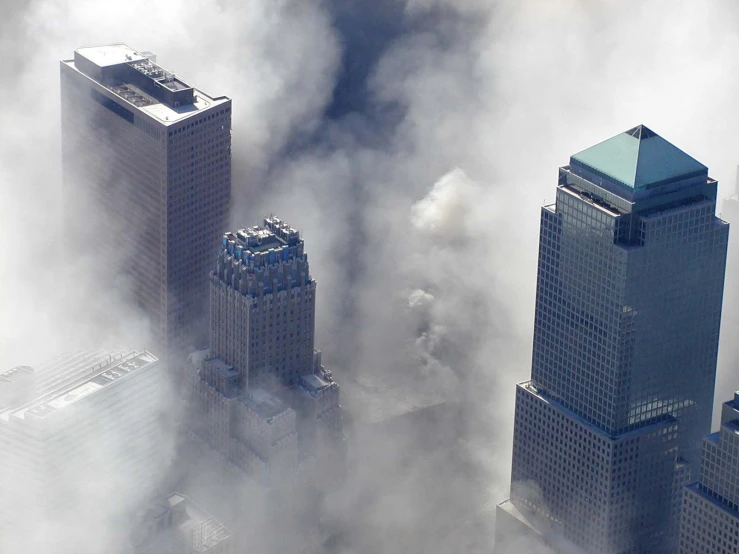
0 351 165 540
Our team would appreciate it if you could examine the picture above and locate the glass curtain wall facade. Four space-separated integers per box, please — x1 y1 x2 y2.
495 126 728 554
679 393 739 554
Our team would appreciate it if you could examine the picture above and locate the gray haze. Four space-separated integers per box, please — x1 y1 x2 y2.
2 0 739 552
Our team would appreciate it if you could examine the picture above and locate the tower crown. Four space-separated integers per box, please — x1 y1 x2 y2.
570 125 707 193
216 216 311 298
221 216 304 270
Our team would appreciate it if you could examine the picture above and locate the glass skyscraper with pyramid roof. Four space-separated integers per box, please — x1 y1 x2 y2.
495 126 728 554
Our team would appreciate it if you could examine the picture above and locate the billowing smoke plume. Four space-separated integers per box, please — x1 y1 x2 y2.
3 0 739 552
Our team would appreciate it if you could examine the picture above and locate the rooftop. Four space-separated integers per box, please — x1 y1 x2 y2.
8 351 158 421
204 357 237 379
520 380 676 440
75 44 146 67
570 125 707 191
300 373 331 394
0 350 123 414
222 216 305 268
135 492 232 553
62 44 230 125
228 216 301 251
341 375 446 426
242 387 292 420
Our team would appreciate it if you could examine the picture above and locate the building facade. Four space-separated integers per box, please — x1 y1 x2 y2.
0 350 165 550
132 492 234 554
678 393 739 554
187 217 343 483
495 126 728 554
210 216 317 389
60 44 232 358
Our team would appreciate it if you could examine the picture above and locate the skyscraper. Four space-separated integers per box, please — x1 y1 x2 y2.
0 350 165 550
678 392 739 554
60 44 232 358
187 216 342 482
210 217 317 389
495 126 728 553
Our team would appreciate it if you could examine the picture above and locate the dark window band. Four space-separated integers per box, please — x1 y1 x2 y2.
91 89 134 124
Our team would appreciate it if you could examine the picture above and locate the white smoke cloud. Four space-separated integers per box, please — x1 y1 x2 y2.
5 0 739 552
0 0 340 552
410 168 491 238
0 0 340 366
280 2 739 550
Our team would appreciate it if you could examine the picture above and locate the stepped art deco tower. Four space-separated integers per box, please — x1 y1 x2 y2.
494 126 728 554
61 44 232 359
187 216 343 483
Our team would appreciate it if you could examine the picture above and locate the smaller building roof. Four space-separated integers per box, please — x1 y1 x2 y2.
300 373 330 394
15 351 158 421
204 357 237 378
243 388 291 419
134 492 232 553
571 125 707 191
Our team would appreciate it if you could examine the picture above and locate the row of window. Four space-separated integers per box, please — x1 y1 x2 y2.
680 489 739 554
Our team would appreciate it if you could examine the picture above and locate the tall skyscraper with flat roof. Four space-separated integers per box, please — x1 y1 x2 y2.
679 392 739 554
495 126 728 553
60 44 232 358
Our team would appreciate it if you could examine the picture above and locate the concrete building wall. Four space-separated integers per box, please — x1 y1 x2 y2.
192 378 231 454
192 218 344 485
0 351 164 535
210 237 317 388
60 45 231 358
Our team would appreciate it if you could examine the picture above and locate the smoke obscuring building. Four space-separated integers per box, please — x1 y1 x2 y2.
495 126 728 553
132 492 233 554
60 44 232 359
187 217 343 484
0 350 165 547
678 392 739 554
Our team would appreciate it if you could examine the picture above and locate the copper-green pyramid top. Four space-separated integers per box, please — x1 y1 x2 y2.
570 125 707 191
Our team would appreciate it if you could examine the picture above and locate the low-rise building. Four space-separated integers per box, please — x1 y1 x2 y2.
679 392 739 554
0 350 165 550
133 493 233 554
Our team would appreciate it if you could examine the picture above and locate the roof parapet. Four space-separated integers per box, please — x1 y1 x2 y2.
74 44 194 108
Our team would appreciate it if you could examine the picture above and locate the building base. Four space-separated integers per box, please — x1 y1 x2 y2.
494 499 585 554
